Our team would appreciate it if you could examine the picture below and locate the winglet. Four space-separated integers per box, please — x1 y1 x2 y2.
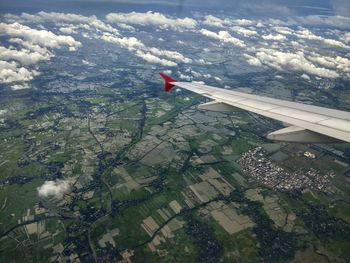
160 72 176 92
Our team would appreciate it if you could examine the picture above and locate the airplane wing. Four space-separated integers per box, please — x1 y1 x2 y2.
160 73 350 143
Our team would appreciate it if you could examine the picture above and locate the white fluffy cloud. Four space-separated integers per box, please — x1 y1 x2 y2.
101 33 145 50
238 20 350 79
0 23 81 49
293 29 349 49
148 48 192 64
4 11 191 68
59 26 78 34
135 50 177 67
252 49 339 78
11 83 30 90
202 15 255 28
290 15 350 29
2 10 349 81
273 25 349 49
341 32 350 43
232 19 255 26
101 33 190 66
244 54 263 67
274 26 294 35
106 11 197 31
179 73 193 81
199 29 246 47
269 15 350 29
262 34 286 41
5 11 119 34
203 15 231 28
37 178 72 198
0 60 39 83
308 54 350 78
8 38 51 55
232 26 258 37
0 22 81 84
301 73 311 80
0 46 51 65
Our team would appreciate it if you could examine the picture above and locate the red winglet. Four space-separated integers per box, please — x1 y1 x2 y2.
160 72 176 92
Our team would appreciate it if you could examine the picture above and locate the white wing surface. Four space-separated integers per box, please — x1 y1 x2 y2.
160 73 350 143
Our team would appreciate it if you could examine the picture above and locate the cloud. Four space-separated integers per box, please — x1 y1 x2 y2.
341 32 350 44
322 38 349 49
293 29 349 49
301 73 311 80
37 178 72 198
6 11 193 68
5 11 119 34
82 59 96 67
0 60 39 83
101 32 190 66
291 15 350 29
307 54 350 78
262 34 286 41
202 15 255 28
106 11 197 31
11 83 30 90
101 33 145 50
148 48 192 64
251 48 339 78
231 19 255 26
5 12 190 68
2 10 349 81
0 22 81 84
243 54 263 67
231 26 258 37
238 21 350 79
273 25 349 49
135 50 177 67
270 14 350 29
163 69 172 75
185 68 201 78
179 73 193 81
8 38 51 55
59 26 78 34
199 29 246 47
274 26 294 35
197 58 210 65
0 23 81 49
202 15 230 28
0 46 51 65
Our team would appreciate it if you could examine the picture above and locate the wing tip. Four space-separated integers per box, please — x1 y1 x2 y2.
160 72 176 92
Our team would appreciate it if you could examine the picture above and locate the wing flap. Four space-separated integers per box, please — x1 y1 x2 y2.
198 101 242 112
267 126 341 143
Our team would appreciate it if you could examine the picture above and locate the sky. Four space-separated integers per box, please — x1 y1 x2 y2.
0 0 349 17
